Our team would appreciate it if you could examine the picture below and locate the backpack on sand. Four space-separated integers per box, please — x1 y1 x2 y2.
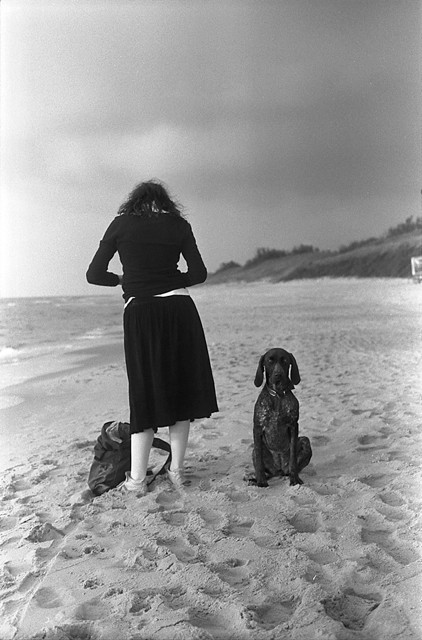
88 421 172 496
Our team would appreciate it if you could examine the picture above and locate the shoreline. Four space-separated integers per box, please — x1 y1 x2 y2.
0 275 419 302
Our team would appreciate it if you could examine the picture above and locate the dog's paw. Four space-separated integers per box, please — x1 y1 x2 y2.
244 475 268 488
243 472 255 484
289 475 304 486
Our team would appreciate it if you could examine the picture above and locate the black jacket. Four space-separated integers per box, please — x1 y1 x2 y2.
86 214 207 300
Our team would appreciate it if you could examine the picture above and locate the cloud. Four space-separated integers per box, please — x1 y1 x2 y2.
5 0 418 204
2 0 420 296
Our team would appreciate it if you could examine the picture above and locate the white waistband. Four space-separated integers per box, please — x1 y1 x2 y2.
154 288 190 297
124 289 190 309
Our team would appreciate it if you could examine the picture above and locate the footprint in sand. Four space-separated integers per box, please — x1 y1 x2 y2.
227 490 250 503
0 516 18 531
361 528 419 566
25 522 65 543
36 622 94 640
197 452 219 463
74 598 105 620
83 577 103 589
189 610 233 637
104 586 124 597
123 545 161 570
385 450 413 464
155 490 185 512
7 477 33 492
59 545 84 560
378 426 394 437
31 471 53 484
33 586 63 609
356 439 388 453
161 585 190 610
313 484 338 496
208 558 250 586
375 499 410 523
378 491 405 507
357 433 388 446
202 432 219 441
200 422 219 431
291 492 315 506
359 474 397 489
156 536 198 563
253 537 287 550
226 520 254 538
306 549 339 565
312 435 330 447
82 543 105 555
288 512 319 534
128 590 155 614
0 564 16 591
161 511 186 526
59 540 105 560
196 507 226 532
244 598 297 631
322 588 382 631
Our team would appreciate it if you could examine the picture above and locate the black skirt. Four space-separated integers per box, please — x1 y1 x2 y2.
123 296 218 433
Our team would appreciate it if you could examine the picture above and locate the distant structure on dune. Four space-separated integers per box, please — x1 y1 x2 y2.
410 256 422 283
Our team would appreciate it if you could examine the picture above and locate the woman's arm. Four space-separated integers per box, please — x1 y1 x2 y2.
180 223 207 287
86 219 121 287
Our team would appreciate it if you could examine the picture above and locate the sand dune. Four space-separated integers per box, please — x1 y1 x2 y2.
0 279 421 639
208 231 422 282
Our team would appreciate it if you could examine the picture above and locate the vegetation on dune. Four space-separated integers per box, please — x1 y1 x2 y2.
244 244 318 269
216 260 242 272
337 216 422 254
212 216 422 279
386 215 422 237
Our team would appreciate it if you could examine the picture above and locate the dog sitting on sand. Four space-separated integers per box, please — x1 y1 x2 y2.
246 348 312 487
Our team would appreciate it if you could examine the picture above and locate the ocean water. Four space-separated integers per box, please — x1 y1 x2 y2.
0 295 124 365
1 280 421 369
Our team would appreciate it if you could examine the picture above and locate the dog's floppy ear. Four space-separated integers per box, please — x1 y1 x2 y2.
254 355 265 387
289 352 301 385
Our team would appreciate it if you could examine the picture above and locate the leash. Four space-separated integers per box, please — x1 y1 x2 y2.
104 421 171 488
147 437 172 487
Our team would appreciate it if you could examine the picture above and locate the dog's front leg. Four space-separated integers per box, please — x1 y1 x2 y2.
289 422 303 486
252 425 269 487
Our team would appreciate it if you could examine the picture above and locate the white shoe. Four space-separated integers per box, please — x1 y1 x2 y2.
117 472 148 496
166 468 190 489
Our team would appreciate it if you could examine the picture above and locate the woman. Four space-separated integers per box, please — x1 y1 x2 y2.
86 180 218 494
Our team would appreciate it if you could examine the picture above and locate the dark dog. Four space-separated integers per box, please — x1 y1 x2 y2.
247 348 312 487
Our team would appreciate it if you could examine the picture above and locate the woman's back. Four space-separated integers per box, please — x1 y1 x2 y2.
87 212 207 300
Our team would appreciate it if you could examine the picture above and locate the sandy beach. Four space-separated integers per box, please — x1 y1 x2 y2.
0 279 421 640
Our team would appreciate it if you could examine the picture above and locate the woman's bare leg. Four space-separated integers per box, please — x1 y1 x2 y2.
131 429 155 481
169 420 190 471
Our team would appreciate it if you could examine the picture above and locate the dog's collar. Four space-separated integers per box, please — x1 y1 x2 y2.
266 384 289 398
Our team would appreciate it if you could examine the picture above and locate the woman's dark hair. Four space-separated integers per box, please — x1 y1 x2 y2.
117 180 184 218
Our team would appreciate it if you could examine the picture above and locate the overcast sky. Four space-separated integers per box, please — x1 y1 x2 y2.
1 0 420 297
